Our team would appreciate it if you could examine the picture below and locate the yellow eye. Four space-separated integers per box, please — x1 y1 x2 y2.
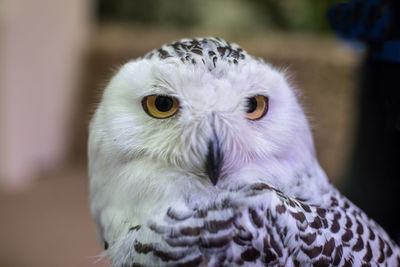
142 95 179 119
245 95 269 120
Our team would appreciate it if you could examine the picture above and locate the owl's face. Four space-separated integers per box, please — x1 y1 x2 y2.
89 38 328 247
91 39 316 196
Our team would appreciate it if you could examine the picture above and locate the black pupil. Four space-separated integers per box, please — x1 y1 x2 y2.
246 97 257 113
155 96 173 112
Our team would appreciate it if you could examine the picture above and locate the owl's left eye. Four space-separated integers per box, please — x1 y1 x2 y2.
142 95 179 119
246 95 269 120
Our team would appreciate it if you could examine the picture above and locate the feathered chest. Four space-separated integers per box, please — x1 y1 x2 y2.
104 183 400 266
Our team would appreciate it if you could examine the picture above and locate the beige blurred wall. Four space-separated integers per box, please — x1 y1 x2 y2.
0 0 92 189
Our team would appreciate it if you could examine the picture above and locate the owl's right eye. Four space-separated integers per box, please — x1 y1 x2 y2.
142 95 179 119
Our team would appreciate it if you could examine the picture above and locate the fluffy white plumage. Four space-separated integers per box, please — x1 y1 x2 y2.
89 38 400 266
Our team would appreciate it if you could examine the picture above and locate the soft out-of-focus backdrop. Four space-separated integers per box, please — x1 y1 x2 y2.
0 0 359 266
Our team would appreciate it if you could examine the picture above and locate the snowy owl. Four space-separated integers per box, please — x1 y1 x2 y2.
88 37 400 266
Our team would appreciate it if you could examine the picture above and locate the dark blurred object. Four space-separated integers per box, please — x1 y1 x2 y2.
97 0 200 28
329 0 400 41
329 0 400 245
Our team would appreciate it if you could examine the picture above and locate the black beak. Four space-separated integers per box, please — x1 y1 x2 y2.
206 135 223 186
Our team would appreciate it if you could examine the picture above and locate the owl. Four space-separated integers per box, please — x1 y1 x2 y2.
88 37 400 266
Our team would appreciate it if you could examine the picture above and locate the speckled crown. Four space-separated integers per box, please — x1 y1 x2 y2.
144 37 250 67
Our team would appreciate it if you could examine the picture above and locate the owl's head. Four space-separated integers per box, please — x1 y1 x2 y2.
89 38 326 204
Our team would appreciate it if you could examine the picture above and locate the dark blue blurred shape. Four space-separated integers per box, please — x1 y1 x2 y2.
328 0 400 245
329 0 400 62
328 0 391 41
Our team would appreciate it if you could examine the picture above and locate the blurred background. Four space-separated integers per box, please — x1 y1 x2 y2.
0 0 362 266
